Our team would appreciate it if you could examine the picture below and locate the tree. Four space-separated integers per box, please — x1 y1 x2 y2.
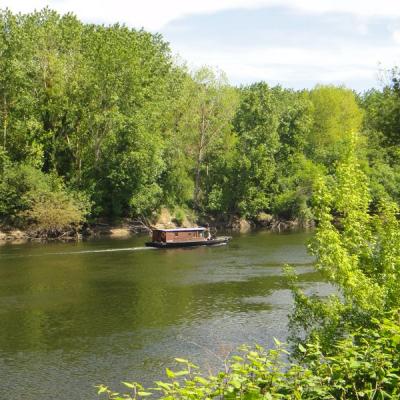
0 162 89 231
288 136 400 349
362 68 400 151
176 67 238 209
307 85 363 166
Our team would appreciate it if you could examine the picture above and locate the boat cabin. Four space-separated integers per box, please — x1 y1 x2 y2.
151 227 208 243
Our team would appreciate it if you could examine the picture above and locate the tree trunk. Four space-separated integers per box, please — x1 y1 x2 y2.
3 95 7 149
194 108 206 207
194 149 202 207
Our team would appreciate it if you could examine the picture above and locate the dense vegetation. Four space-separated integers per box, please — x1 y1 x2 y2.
1 8 400 235
97 142 400 399
98 319 400 399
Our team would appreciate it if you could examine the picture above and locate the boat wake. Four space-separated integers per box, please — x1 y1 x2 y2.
0 246 156 259
49 246 156 255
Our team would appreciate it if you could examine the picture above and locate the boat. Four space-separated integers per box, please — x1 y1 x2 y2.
145 227 231 248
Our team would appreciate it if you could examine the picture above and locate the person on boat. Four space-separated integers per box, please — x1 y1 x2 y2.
204 224 211 240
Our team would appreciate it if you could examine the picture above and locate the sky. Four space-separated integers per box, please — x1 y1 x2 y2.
3 0 400 91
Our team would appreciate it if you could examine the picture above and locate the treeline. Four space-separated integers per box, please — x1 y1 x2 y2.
1 8 400 233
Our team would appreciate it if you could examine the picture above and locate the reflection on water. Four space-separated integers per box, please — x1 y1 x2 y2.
0 231 323 400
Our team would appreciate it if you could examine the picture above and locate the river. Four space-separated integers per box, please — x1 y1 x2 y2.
0 231 327 400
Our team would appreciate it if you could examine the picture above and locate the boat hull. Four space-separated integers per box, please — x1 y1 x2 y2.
145 236 231 248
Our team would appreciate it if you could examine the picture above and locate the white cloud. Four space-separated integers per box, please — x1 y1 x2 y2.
173 43 400 88
2 0 400 30
393 30 400 44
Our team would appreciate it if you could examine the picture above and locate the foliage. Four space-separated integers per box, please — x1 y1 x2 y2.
362 69 400 150
1 7 400 230
97 317 400 400
271 154 322 223
0 8 177 220
307 85 363 166
173 207 186 226
286 136 400 353
22 189 89 234
230 83 282 216
360 71 400 207
0 161 89 231
174 67 239 210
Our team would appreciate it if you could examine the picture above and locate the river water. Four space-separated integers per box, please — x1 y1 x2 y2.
0 231 326 400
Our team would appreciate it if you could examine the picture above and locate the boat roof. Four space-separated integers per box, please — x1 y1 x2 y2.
153 227 206 232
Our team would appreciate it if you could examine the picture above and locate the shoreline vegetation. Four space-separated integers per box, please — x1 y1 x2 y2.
0 208 313 244
2 9 400 248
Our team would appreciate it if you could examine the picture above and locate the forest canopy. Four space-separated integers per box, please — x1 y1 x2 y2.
1 8 400 232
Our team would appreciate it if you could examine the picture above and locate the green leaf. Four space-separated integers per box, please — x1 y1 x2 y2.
298 344 306 353
166 368 176 379
175 358 189 363
273 337 281 346
122 382 135 389
97 385 108 394
174 370 189 376
155 381 171 390
195 376 209 385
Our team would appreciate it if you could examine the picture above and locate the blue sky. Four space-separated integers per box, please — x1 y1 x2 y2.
4 0 400 91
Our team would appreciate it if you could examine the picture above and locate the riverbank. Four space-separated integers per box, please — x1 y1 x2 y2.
0 209 313 245
0 222 145 245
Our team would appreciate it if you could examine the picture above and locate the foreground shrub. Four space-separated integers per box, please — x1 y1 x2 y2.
286 138 400 354
97 315 400 399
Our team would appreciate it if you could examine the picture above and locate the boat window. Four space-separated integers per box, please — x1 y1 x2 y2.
175 232 179 236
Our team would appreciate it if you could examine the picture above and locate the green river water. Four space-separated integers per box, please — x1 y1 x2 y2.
0 231 328 399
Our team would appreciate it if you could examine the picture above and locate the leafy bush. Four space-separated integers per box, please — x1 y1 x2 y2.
0 163 51 224
271 155 322 223
97 316 400 399
173 208 186 227
0 162 90 233
129 183 163 217
272 191 312 223
22 190 90 234
206 186 224 213
287 138 400 352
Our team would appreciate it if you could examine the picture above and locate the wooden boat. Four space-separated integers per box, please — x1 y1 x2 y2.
145 227 231 248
